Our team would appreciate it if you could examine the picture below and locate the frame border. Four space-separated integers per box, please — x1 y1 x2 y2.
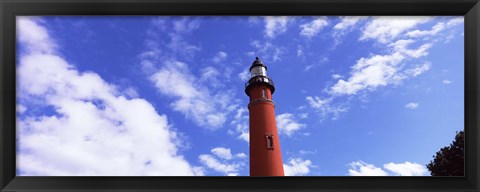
1 0 479 192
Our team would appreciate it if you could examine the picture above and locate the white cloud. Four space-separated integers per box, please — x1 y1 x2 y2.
276 113 306 136
306 96 348 121
211 147 233 160
299 150 316 155
334 16 367 30
389 40 432 58
297 45 304 57
238 131 249 143
227 173 239 176
330 40 433 96
17 17 57 54
149 60 231 129
172 17 200 33
200 66 220 80
306 96 330 108
245 51 255 57
264 16 290 38
298 113 308 119
300 17 328 38
198 147 247 176
249 40 286 63
236 110 250 142
248 16 261 24
406 22 446 38
443 80 451 84
17 17 200 176
332 74 343 79
199 66 224 89
212 51 228 63
347 161 389 176
283 158 314 176
238 69 250 82
304 57 329 72
360 16 431 43
146 17 201 61
192 166 206 176
198 154 240 175
228 107 250 143
17 104 27 114
406 17 463 38
167 35 201 58
331 54 402 95
236 153 247 159
446 17 464 27
272 47 284 62
331 16 368 47
348 161 428 176
123 87 139 98
306 18 449 121
383 162 428 176
404 62 431 77
405 102 419 109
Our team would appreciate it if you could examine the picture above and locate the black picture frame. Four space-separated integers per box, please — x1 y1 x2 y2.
1 0 479 191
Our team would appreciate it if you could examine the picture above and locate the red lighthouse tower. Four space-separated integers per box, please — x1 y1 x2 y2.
245 57 284 176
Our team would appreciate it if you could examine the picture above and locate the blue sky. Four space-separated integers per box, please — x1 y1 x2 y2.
16 16 464 176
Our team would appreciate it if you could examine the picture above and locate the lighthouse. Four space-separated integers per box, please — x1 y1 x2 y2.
245 57 284 176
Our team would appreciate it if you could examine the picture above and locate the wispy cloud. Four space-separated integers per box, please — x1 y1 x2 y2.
283 158 315 176
229 107 250 143
238 69 250 82
442 80 452 84
301 17 456 122
306 96 349 121
198 147 247 176
406 17 463 38
212 51 228 63
330 39 432 96
300 17 328 38
360 16 432 44
405 102 419 109
172 17 200 33
143 17 241 130
198 154 240 176
332 16 368 47
211 147 233 160
264 16 290 38
334 16 368 30
348 161 427 176
405 62 431 77
304 56 329 71
249 40 286 63
149 60 228 129
144 17 201 62
348 161 389 176
17 104 27 114
276 113 306 136
383 162 428 176
332 74 343 79
236 153 247 159
17 17 200 176
199 66 224 89
297 45 304 57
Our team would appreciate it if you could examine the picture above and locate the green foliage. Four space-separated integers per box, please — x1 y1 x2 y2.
426 130 464 176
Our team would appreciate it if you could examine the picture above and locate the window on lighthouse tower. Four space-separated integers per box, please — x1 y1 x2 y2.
266 134 274 149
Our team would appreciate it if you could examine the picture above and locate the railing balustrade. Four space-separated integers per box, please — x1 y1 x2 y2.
245 76 275 88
